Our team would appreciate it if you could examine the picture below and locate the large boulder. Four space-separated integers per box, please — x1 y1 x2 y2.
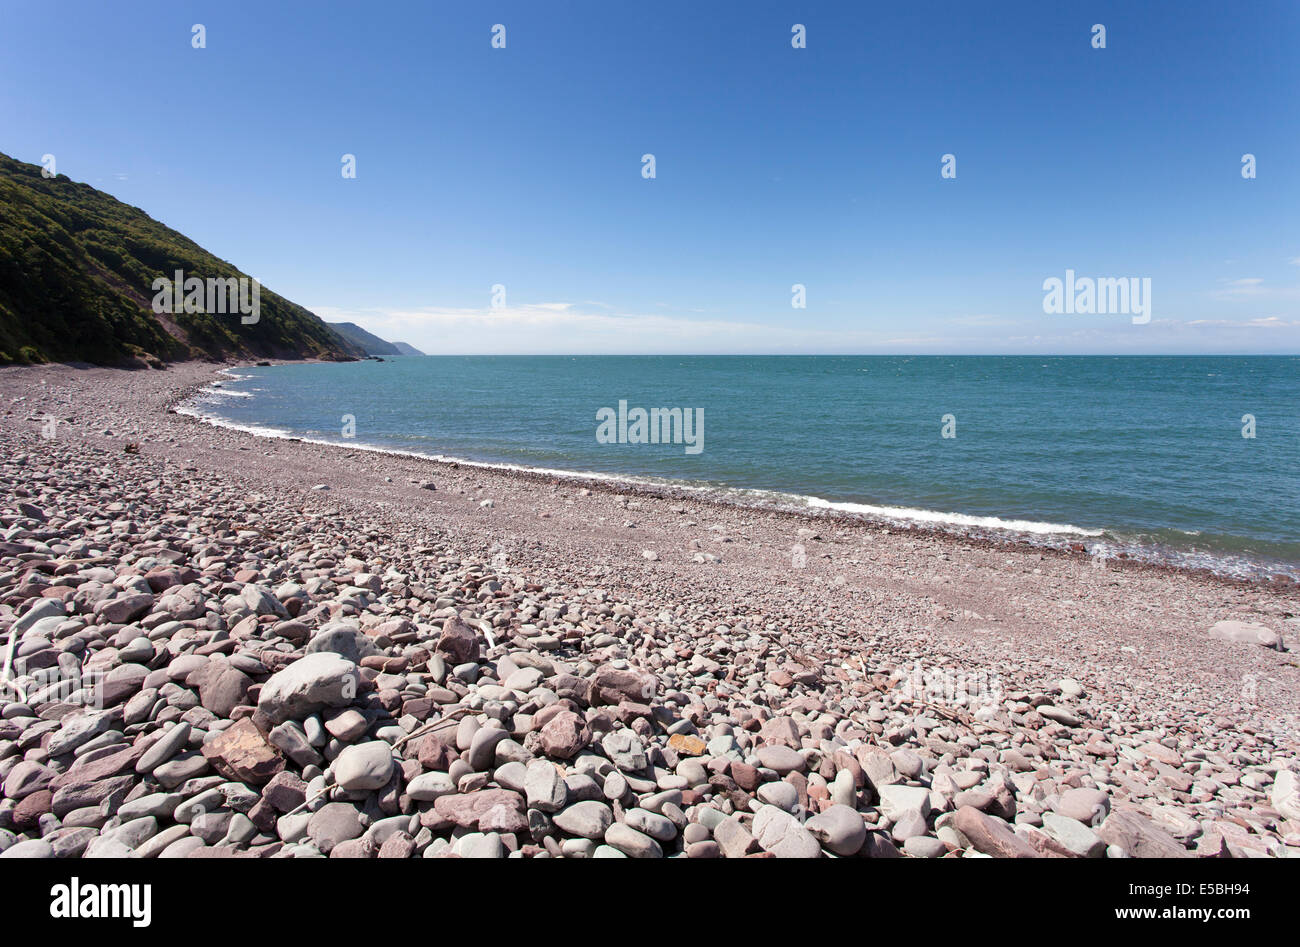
806 804 867 856
12 599 66 635
304 621 380 663
199 666 252 719
257 653 359 724
1270 769 1300 822
538 710 590 760
92 593 154 624
3 761 56 800
240 583 290 618
589 664 656 705
157 584 207 621
433 790 524 831
202 718 285 785
435 617 480 665
1095 808 1190 858
752 805 821 858
1208 620 1281 650
952 806 1036 858
98 664 149 706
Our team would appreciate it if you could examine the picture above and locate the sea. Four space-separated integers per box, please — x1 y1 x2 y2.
179 355 1300 580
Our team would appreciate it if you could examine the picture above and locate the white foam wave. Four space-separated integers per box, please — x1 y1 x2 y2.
174 404 294 439
178 394 1104 540
802 496 1102 536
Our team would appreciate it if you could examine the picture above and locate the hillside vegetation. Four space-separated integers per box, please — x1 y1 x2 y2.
327 321 400 357
0 152 361 366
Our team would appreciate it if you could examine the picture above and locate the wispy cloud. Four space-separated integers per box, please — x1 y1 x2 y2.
1212 277 1300 300
308 300 1300 355
943 314 1020 328
311 302 907 354
1216 277 1265 296
1186 316 1300 328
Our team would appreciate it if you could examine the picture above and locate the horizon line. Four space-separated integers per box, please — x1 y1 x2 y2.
365 352 1300 358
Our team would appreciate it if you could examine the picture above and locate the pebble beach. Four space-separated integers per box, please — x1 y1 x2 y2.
0 361 1297 859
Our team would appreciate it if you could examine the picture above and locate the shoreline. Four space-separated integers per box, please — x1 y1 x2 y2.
2 358 1298 860
183 360 1296 593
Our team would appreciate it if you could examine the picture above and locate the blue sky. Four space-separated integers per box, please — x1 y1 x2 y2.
2 0 1297 354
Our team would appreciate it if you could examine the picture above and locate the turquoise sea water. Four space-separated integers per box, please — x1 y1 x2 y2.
183 356 1300 577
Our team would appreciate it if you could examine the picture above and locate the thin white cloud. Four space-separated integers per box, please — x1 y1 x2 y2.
310 302 901 354
1186 316 1300 328
943 314 1020 328
1216 277 1264 296
307 301 1300 355
1212 278 1300 300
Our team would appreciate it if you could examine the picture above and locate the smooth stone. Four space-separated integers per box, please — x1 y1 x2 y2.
83 837 140 858
1042 812 1108 858
755 745 805 774
1208 620 1281 649
604 822 663 858
159 837 207 858
552 801 613 839
49 827 98 858
0 839 55 858
878 784 931 822
1055 787 1110 825
806 804 867 856
752 804 821 858
136 722 192 774
332 741 394 792
2 761 55 799
603 771 629 801
307 802 364 853
257 653 359 724
891 811 929 843
1038 706 1082 728
756 780 800 813
103 816 159 849
152 752 211 790
1271 769 1300 821
524 759 567 813
406 772 456 802
118 793 181 820
889 748 925 779
137 824 192 858
323 709 369 742
467 726 509 772
903 835 948 858
461 832 506 859
493 761 528 794
624 808 676 842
